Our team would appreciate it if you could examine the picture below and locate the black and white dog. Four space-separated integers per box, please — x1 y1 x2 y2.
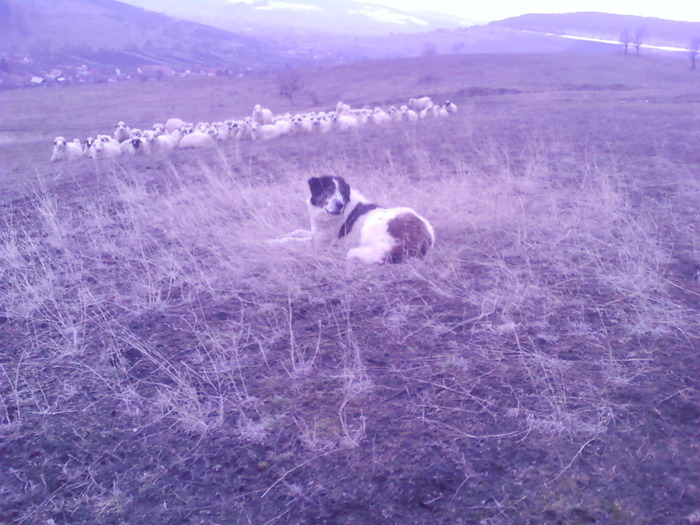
305 176 434 264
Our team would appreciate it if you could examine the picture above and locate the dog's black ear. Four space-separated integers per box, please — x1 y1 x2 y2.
335 176 351 203
308 177 323 198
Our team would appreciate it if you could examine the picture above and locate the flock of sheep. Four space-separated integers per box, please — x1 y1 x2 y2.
50 96 457 162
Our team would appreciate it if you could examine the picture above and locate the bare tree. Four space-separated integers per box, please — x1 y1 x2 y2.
422 42 437 58
277 68 304 105
633 27 647 56
620 29 631 55
690 38 700 70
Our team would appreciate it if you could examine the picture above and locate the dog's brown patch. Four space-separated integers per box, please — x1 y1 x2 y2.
386 212 433 263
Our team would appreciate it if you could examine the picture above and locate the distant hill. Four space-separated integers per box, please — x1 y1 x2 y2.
1 2 696 90
117 0 477 36
491 12 700 49
0 0 302 74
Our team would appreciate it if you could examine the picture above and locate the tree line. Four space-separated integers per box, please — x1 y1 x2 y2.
619 27 700 70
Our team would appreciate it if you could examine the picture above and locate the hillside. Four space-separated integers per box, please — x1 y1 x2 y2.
0 0 302 80
492 12 700 49
2 2 697 90
118 0 477 36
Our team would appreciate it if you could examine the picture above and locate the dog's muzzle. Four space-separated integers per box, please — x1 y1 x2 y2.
326 200 345 215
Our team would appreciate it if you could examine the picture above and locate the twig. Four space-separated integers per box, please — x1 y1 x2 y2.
261 449 338 498
662 276 700 297
423 418 528 440
545 437 596 485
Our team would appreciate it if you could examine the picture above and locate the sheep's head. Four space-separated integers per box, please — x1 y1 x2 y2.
53 136 67 149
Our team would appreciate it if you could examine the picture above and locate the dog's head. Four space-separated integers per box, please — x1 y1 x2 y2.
308 176 351 216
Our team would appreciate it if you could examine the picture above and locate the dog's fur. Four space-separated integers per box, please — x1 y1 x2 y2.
306 176 434 264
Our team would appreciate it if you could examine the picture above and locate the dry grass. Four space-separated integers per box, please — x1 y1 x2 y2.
1 53 698 524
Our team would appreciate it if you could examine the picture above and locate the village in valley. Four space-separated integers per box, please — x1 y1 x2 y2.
0 53 248 89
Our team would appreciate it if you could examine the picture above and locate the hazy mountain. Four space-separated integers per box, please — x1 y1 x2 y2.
0 0 303 73
117 0 477 36
491 12 700 49
2 1 696 89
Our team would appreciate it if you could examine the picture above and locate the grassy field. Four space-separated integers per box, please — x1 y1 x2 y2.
0 52 699 524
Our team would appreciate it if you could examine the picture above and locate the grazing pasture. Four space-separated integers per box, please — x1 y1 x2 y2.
0 53 699 524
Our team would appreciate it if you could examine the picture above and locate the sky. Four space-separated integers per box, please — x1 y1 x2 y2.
354 0 700 23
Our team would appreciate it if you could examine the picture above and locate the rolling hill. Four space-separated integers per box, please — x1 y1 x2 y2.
0 0 302 75
491 12 700 49
2 0 698 90
117 0 478 36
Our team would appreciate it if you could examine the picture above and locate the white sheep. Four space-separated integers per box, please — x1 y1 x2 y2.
369 107 391 125
143 130 159 150
222 120 239 140
311 116 332 134
444 101 458 114
120 136 151 155
90 140 122 159
165 118 187 133
252 104 273 125
419 103 439 119
331 113 359 132
210 122 230 141
253 123 282 141
387 106 403 123
84 135 119 158
179 129 217 149
273 117 293 136
353 108 371 125
409 96 433 112
155 129 182 153
50 136 83 162
233 120 256 141
336 101 352 114
82 137 95 155
113 121 131 143
291 116 312 134
400 105 418 122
